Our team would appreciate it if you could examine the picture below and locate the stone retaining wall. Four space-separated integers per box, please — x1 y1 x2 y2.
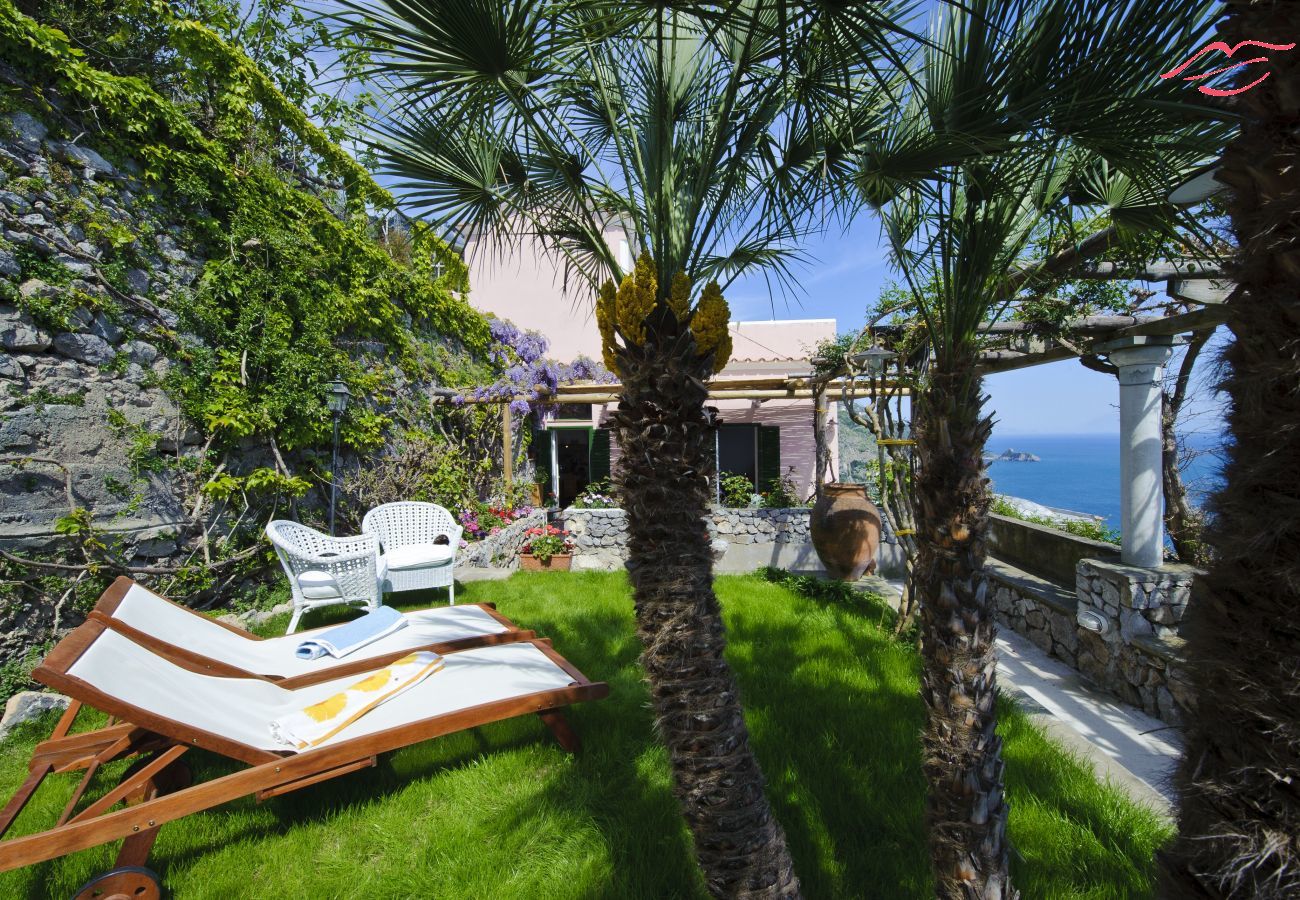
455 509 546 570
1074 558 1196 724
988 544 1199 725
560 507 832 574
989 561 1080 667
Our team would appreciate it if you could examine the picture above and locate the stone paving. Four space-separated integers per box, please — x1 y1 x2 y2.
864 576 1180 814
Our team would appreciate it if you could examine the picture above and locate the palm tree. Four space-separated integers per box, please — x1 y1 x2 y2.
851 2 1226 894
331 2 919 894
1160 2 1300 896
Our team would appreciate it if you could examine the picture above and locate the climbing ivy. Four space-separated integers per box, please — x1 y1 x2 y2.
0 0 502 672
0 0 489 454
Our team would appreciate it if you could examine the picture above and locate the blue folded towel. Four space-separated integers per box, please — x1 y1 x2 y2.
295 606 407 660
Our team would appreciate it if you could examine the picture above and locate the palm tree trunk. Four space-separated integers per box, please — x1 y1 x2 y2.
612 322 800 899
1160 2 1300 895
912 357 1016 900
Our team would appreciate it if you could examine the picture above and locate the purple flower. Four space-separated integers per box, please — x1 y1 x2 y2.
473 317 616 418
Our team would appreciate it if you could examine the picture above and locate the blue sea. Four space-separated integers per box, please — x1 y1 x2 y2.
986 433 1228 530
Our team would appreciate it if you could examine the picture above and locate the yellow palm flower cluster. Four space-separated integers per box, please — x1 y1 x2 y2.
594 253 732 375
596 279 619 372
691 281 732 374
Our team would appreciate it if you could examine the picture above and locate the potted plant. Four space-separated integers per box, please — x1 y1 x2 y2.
519 523 575 571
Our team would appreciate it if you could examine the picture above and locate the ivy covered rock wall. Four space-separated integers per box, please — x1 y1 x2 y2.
0 110 204 553
0 1 498 688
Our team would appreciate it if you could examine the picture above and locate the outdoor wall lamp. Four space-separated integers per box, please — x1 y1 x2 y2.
326 378 352 536
1077 609 1110 635
851 344 898 375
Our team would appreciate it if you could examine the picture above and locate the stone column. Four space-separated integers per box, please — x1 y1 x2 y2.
1097 336 1177 568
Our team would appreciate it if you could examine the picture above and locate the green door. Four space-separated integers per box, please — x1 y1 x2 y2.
758 425 781 492
590 428 611 483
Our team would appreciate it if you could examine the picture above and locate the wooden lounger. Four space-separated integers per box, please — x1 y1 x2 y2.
0 621 608 899
89 576 536 688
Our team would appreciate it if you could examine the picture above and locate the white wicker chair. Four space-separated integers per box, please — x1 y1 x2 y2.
265 520 383 633
362 502 462 604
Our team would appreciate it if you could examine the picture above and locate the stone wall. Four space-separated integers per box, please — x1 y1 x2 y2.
0 103 479 678
1 111 207 553
558 506 901 575
1074 558 1196 724
989 560 1080 667
0 110 215 668
987 518 1200 725
988 513 1120 584
455 509 546 570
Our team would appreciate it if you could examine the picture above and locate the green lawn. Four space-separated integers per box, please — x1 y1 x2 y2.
0 571 1171 898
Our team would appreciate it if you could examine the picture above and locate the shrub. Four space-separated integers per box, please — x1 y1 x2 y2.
760 467 803 508
572 478 618 509
720 472 755 508
991 496 1120 545
459 503 532 541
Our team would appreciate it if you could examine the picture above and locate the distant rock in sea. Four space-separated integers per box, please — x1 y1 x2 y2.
985 448 1041 462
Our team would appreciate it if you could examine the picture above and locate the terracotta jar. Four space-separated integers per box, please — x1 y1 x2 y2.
810 483 882 582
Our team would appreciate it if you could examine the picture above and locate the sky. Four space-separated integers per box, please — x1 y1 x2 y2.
725 211 1229 437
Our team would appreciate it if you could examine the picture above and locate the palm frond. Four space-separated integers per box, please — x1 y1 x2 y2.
334 0 919 305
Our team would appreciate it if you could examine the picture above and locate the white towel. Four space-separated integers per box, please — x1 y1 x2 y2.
269 651 444 750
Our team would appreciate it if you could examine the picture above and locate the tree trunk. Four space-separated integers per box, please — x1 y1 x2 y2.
1160 2 1300 895
912 357 1016 900
612 320 800 899
1159 393 1201 565
1161 329 1212 566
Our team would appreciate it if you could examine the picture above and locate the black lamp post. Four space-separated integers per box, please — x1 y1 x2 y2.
326 378 352 535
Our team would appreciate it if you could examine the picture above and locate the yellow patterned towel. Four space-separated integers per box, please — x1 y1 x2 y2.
269 651 444 750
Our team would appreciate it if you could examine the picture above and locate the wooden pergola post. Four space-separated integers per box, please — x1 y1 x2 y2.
812 381 829 499
502 403 513 489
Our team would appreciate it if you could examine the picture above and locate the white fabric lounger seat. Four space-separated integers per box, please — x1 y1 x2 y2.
90 578 522 682
69 629 584 753
0 622 606 893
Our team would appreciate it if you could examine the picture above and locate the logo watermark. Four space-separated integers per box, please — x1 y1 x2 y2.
1160 40 1296 96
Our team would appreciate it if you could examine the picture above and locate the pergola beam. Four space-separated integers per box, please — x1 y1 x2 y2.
1069 259 1226 281
451 387 912 405
443 373 908 405
978 315 1164 336
549 376 879 395
976 306 1228 373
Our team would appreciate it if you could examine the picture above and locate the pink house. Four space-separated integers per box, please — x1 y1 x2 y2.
463 231 838 506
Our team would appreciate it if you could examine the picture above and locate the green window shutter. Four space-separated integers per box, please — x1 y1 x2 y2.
590 428 611 482
532 430 551 482
757 425 781 491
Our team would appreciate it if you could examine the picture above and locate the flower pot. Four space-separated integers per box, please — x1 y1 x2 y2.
810 482 882 582
519 553 572 571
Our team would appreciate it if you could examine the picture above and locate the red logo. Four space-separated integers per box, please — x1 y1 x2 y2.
1160 40 1296 96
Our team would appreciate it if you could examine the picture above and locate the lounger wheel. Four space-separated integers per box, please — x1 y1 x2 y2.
73 865 161 900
